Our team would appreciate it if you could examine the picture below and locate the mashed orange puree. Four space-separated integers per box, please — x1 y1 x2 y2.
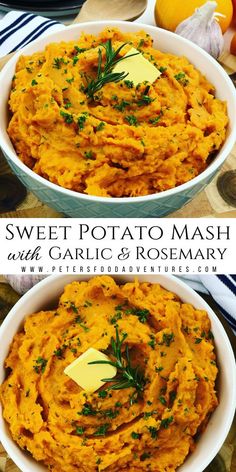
8 28 228 197
0 276 218 472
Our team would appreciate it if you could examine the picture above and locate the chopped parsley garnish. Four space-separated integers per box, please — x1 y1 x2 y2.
77 112 88 131
53 57 65 69
137 95 154 107
26 67 33 73
84 151 94 160
60 111 74 124
143 411 157 420
103 408 119 419
98 390 108 399
79 403 97 416
160 416 173 429
84 300 92 307
140 452 151 461
69 302 78 313
75 316 90 332
64 101 72 109
155 366 164 372
73 56 79 66
110 311 122 325
115 401 122 407
125 115 138 126
95 122 105 132
169 390 177 405
174 72 186 81
114 100 131 112
195 338 203 344
124 80 134 88
66 77 74 84
174 72 189 86
131 431 141 439
33 357 48 374
159 396 167 406
138 39 145 49
75 426 85 435
54 347 66 358
161 332 175 347
94 424 109 436
148 335 156 350
74 46 87 54
148 427 158 439
149 110 163 124
159 66 167 73
31 79 38 86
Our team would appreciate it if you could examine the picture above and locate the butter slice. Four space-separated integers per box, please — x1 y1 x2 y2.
64 348 117 393
113 47 161 86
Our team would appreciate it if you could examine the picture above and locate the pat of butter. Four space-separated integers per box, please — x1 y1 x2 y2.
113 47 161 86
64 348 117 393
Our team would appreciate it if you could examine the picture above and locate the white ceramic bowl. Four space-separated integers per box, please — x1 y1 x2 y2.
0 274 235 472
0 21 236 217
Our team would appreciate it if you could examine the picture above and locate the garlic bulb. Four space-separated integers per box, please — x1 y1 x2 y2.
5 275 46 294
175 1 224 59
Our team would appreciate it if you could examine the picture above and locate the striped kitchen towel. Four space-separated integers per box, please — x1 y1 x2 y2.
0 10 65 58
180 274 236 334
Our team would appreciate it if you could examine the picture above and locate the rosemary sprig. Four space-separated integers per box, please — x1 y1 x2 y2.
89 327 145 394
85 40 139 100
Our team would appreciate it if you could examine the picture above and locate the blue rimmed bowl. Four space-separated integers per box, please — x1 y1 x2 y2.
0 20 236 218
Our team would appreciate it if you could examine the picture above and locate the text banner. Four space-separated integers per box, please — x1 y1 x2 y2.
0 219 234 274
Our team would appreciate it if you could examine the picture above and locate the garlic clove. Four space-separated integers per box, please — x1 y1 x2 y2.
175 1 224 59
5 275 46 294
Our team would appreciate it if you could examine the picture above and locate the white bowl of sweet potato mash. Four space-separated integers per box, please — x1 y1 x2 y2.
0 274 235 472
0 21 236 217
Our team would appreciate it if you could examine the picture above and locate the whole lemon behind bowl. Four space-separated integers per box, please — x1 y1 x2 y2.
154 0 233 34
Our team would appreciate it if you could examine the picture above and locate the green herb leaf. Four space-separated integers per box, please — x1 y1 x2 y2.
33 357 48 374
85 40 139 100
94 424 109 436
125 115 138 126
60 111 74 124
148 426 158 439
160 416 173 429
89 327 145 395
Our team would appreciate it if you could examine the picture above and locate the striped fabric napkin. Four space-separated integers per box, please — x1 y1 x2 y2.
179 275 236 334
0 10 65 58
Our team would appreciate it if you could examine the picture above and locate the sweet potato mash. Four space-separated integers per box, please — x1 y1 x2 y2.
0 276 218 472
8 28 228 197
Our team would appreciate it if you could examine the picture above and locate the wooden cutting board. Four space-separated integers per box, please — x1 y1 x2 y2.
0 49 236 218
0 282 235 472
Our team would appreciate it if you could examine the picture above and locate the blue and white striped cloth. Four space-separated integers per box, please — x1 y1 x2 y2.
0 11 65 58
179 275 236 334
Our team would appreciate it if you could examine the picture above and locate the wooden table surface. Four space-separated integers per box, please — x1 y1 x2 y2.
0 280 235 472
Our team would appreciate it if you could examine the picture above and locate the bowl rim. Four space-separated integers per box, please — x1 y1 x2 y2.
0 274 235 472
0 20 236 204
